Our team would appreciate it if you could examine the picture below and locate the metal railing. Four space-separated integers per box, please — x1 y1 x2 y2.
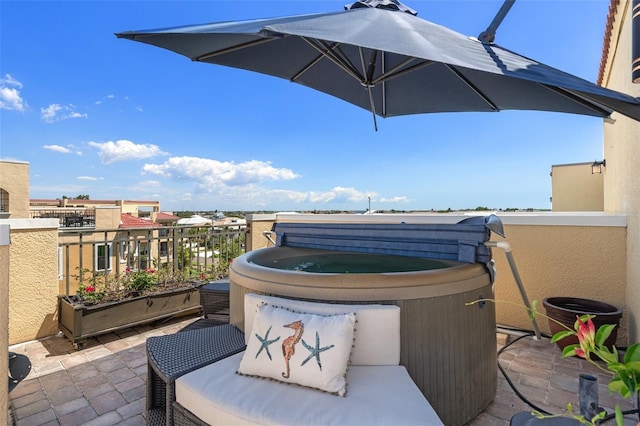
58 224 246 296
31 209 96 229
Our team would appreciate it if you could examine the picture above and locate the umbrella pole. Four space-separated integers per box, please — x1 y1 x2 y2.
478 0 516 44
367 88 378 132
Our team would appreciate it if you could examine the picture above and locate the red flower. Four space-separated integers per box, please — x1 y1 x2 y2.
126 267 131 274
85 286 95 293
575 315 596 359
201 273 205 280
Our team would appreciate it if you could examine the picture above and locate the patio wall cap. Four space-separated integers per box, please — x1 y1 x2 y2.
249 212 626 227
0 218 60 230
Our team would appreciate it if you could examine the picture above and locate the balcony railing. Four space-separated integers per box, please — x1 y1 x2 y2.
58 224 246 296
31 209 96 229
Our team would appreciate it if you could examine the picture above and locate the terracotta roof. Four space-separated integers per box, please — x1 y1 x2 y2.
119 213 161 228
155 212 181 221
598 0 620 86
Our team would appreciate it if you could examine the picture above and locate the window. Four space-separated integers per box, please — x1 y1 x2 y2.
160 241 168 257
0 188 8 213
95 243 112 272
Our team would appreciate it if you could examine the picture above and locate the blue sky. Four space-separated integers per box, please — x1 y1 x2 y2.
1 0 613 212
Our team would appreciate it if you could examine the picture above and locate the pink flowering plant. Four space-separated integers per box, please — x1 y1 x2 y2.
468 299 640 425
71 262 227 306
548 313 640 425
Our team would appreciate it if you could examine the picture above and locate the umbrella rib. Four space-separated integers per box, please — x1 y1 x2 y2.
445 65 499 111
290 43 340 82
195 37 277 62
302 37 364 82
541 85 613 117
371 58 433 85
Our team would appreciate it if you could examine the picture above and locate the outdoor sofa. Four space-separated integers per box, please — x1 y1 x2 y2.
147 293 443 425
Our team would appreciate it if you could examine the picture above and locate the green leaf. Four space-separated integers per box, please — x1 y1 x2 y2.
615 405 624 426
562 344 578 358
623 343 640 363
595 324 615 347
608 377 630 398
596 347 619 365
551 330 575 343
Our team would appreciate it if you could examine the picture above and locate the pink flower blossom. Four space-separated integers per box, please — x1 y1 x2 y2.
201 273 205 280
85 286 95 293
575 315 596 359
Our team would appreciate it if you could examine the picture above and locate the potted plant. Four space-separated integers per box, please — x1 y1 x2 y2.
468 298 638 425
542 297 622 352
58 264 227 348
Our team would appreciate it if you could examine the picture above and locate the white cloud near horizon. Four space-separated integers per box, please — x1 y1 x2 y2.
77 176 104 181
89 139 168 164
41 103 87 123
379 196 410 203
143 156 299 187
0 74 27 112
43 144 72 154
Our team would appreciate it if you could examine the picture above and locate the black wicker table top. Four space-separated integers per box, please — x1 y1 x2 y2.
146 324 245 383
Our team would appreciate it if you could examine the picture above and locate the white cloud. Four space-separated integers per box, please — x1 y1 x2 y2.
89 139 168 164
43 144 72 154
41 103 87 123
143 156 299 187
0 74 27 112
379 196 410 203
139 180 161 187
77 176 104 181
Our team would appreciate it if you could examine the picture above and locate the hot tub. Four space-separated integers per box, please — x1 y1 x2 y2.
230 246 497 426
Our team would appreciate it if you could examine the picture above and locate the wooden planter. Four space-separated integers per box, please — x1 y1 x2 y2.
58 285 203 348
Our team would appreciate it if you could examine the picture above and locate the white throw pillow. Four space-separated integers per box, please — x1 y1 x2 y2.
237 304 356 396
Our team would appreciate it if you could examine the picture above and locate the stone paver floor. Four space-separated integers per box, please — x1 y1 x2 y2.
7 317 639 426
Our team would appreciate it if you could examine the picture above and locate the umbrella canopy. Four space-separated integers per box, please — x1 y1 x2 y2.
116 2 640 129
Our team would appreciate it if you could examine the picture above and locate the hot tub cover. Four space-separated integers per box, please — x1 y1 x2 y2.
271 215 504 266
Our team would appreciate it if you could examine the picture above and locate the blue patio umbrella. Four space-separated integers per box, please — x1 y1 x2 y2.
116 0 640 130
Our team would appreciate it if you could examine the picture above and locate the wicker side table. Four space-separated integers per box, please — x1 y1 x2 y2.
200 279 230 317
146 324 246 426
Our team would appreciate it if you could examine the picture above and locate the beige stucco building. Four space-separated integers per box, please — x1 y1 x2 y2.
551 162 605 211
0 160 30 219
599 0 640 342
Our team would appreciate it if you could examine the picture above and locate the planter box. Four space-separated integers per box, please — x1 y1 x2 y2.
58 285 203 348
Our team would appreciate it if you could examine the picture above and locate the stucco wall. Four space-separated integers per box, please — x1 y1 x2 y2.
601 0 640 342
4 220 60 344
0 160 30 219
551 163 604 211
1 225 10 425
492 224 627 342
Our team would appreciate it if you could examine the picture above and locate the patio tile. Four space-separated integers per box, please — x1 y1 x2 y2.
116 398 145 419
13 313 638 426
54 397 90 417
105 366 136 384
19 407 58 425
82 411 123 426
75 373 109 392
121 384 146 403
13 397 51 419
114 376 144 394
118 414 146 425
58 405 97 426
46 384 84 407
83 382 116 399
88 389 127 416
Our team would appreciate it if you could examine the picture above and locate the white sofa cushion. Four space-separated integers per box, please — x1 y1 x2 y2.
176 351 444 426
238 304 356 396
243 293 400 366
